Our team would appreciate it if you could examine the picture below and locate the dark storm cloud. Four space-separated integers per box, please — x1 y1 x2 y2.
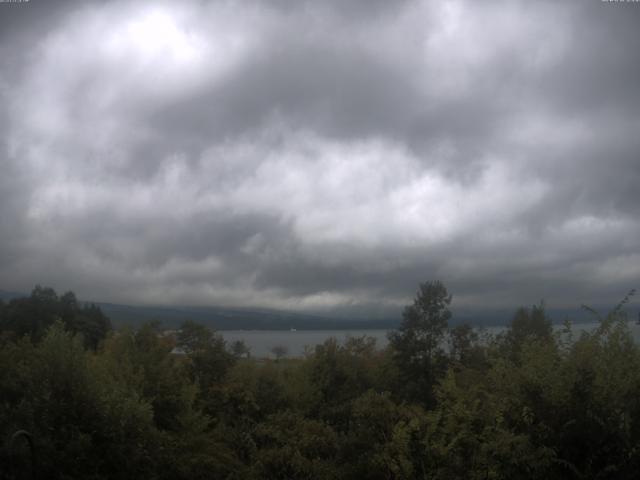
0 146 29 268
151 44 419 149
0 0 75 41
0 0 638 316
538 2 640 115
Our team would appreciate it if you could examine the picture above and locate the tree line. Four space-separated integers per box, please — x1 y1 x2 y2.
1 282 639 479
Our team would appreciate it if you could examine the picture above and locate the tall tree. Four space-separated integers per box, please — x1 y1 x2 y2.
502 302 553 360
388 280 452 405
449 323 480 367
176 320 235 400
0 287 111 348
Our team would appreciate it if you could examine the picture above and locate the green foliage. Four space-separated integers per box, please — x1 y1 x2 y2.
176 320 214 353
388 280 452 405
341 390 429 479
231 339 251 358
307 336 383 428
100 322 203 433
449 323 486 369
250 412 339 480
0 286 111 348
0 322 158 479
500 302 553 360
177 320 236 389
2 282 640 479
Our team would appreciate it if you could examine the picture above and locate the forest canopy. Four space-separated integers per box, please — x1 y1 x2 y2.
1 283 639 479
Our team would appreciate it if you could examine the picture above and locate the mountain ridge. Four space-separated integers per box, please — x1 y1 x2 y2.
2 289 628 330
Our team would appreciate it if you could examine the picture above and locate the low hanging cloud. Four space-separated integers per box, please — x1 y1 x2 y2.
1 0 639 318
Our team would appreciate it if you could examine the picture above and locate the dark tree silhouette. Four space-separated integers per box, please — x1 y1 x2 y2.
388 280 452 405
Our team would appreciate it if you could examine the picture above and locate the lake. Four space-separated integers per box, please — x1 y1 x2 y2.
221 321 640 358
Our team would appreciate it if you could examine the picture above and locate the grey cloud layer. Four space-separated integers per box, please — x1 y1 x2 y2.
1 0 639 316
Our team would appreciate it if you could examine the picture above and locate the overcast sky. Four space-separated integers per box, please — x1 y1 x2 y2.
1 0 639 319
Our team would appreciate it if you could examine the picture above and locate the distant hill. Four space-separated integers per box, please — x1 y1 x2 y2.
0 290 397 330
101 303 630 330
2 289 631 330
95 302 400 330
0 290 25 301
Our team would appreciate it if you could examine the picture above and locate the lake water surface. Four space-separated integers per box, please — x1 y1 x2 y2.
221 329 389 358
221 321 640 358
